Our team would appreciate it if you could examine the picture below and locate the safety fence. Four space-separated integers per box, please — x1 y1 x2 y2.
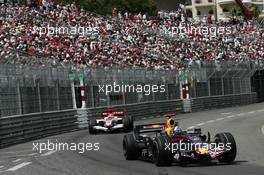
190 93 257 112
0 65 73 117
87 99 183 120
0 93 257 148
0 109 78 148
0 60 261 117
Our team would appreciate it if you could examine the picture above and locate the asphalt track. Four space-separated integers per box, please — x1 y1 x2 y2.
0 103 264 175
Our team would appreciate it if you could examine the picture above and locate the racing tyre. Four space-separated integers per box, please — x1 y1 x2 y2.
215 132 237 163
153 136 172 166
123 134 139 160
89 118 97 135
128 116 134 130
123 116 133 132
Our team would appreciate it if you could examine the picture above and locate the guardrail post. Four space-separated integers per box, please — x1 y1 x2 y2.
79 74 86 109
208 79 211 96
56 80 60 110
37 80 42 112
90 86 95 107
17 80 22 115
232 77 236 94
71 81 77 109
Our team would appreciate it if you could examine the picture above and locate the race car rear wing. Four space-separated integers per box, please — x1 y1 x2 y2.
134 123 166 134
101 111 124 116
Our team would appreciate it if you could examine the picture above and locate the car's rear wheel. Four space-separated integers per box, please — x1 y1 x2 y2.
153 136 171 166
215 132 236 163
89 118 97 135
123 134 139 160
123 116 133 132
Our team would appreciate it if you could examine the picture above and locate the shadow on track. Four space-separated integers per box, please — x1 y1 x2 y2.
176 160 248 168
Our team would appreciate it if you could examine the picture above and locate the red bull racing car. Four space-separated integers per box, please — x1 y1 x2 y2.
89 108 133 134
123 115 237 166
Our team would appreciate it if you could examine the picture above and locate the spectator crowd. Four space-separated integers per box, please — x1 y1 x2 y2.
0 2 263 70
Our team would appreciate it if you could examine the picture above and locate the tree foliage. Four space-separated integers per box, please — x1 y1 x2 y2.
57 0 157 15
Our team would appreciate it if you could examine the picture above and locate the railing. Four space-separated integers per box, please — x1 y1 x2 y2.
190 93 257 112
0 109 78 148
0 61 261 117
0 93 257 148
87 99 183 120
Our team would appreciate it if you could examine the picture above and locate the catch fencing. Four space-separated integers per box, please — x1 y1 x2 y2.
0 60 261 117
0 65 73 117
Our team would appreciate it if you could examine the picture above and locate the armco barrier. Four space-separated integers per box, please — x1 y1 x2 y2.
0 93 258 148
190 93 258 112
87 99 183 120
0 109 78 148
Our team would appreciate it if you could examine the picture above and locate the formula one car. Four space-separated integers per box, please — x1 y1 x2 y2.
89 108 133 134
123 115 236 166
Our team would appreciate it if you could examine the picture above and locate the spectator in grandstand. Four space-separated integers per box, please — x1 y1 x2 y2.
0 2 263 69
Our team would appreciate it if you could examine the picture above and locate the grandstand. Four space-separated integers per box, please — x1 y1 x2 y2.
0 2 263 69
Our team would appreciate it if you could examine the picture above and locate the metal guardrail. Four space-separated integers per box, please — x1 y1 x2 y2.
87 99 183 120
0 109 78 148
190 93 258 112
0 93 258 148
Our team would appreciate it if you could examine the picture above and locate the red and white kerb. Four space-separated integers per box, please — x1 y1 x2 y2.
79 76 86 108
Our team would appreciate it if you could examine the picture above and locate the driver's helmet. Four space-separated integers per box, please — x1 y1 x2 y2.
174 126 183 133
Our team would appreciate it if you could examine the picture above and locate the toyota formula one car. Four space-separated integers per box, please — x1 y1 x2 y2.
89 108 133 134
123 115 237 166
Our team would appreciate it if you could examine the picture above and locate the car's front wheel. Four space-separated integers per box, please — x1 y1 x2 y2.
153 136 171 166
123 134 139 160
88 118 97 135
215 132 237 163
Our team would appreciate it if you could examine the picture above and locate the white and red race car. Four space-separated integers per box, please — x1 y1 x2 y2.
88 109 133 134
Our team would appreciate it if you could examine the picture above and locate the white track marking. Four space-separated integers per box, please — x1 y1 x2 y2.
225 115 235 119
196 123 205 126
221 112 231 115
216 117 225 121
190 108 263 131
40 150 57 157
248 111 256 114
0 150 33 154
12 159 22 163
206 120 215 124
6 162 31 171
28 153 38 156
236 113 245 116
0 154 38 159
